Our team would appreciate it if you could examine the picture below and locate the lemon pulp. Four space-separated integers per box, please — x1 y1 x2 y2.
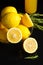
7 28 22 43
23 37 38 54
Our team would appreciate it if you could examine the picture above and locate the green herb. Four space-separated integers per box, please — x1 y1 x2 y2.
30 13 43 31
30 13 43 17
34 23 43 31
31 17 43 24
24 55 38 59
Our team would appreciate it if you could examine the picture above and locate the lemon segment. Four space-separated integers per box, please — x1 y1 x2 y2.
23 37 38 54
7 28 22 43
17 25 31 40
21 13 34 27
1 12 21 28
1 6 17 17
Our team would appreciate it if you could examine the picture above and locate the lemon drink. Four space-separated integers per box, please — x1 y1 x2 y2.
25 0 37 14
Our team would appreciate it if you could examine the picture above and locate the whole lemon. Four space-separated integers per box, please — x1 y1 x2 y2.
17 24 31 40
1 6 17 17
1 12 21 28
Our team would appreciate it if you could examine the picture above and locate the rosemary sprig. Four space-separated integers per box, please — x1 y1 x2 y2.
30 13 43 17
30 13 43 31
31 17 43 24
34 23 43 31
24 55 38 59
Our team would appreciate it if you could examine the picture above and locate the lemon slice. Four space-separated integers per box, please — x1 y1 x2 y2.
7 28 22 44
23 37 38 54
21 13 34 27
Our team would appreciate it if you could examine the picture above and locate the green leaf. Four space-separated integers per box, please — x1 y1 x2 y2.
30 13 43 17
34 23 43 31
29 13 43 31
24 55 38 59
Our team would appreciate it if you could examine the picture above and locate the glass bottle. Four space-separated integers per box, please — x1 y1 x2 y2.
25 0 38 14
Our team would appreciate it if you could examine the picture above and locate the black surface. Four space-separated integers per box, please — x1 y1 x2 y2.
0 0 43 64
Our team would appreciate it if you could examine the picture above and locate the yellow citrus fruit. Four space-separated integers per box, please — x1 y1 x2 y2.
7 28 22 43
17 25 31 40
23 37 38 54
0 22 8 43
18 13 23 18
1 12 21 28
1 6 17 17
21 13 34 27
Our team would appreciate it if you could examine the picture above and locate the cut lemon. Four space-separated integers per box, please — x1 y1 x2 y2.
7 28 22 44
23 37 38 54
21 13 34 27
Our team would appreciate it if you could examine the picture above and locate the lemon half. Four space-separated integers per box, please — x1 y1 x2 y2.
7 28 22 44
23 37 38 54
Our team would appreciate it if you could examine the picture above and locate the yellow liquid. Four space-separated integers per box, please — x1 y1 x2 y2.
25 0 37 14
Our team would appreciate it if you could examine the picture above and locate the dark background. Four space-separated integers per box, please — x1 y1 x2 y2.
0 0 43 64
0 0 43 13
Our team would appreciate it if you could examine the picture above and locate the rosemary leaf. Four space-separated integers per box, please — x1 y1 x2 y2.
24 55 38 59
30 13 43 17
34 23 43 31
32 18 43 24
30 13 43 31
